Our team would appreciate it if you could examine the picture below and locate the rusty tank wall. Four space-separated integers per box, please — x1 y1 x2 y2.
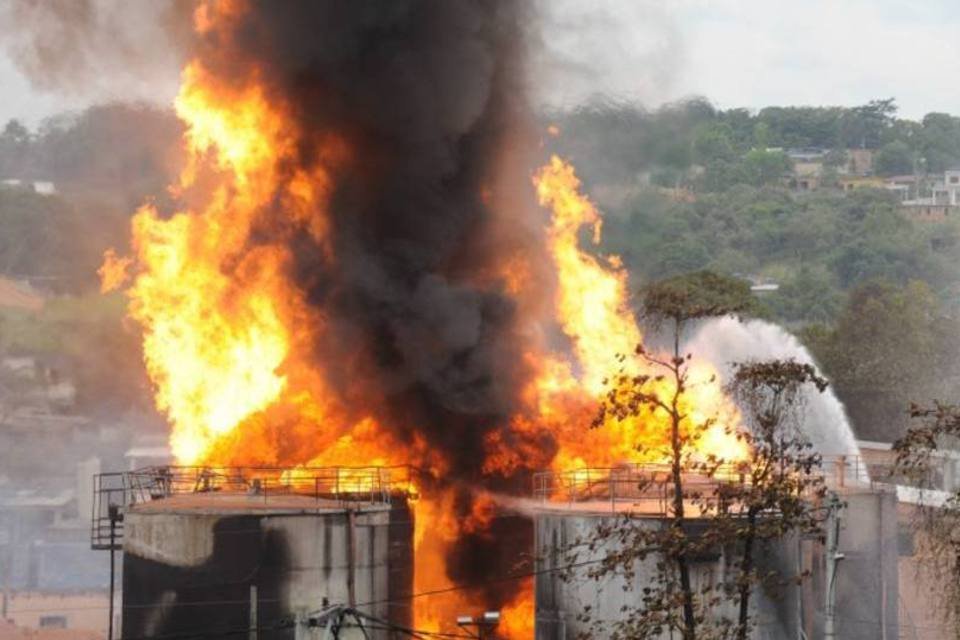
533 487 899 640
120 497 413 639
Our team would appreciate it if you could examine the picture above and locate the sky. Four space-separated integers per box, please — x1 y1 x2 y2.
1 0 960 127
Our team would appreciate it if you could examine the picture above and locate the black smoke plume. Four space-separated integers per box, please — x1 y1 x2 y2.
188 0 544 611
192 0 543 480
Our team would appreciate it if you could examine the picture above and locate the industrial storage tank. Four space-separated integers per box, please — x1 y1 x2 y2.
532 461 899 640
92 466 414 639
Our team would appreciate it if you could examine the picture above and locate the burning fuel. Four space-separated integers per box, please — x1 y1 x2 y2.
101 1 745 635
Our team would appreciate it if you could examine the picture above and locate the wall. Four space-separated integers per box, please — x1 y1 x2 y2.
533 488 899 640
120 499 412 640
2 591 109 635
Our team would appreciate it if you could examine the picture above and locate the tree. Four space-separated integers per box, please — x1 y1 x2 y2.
741 149 791 187
693 122 737 164
751 122 771 150
594 271 753 640
0 119 31 177
765 267 842 325
803 280 956 442
586 272 754 639
840 98 897 149
724 360 829 640
874 140 915 176
579 275 829 640
893 402 960 637
919 113 960 173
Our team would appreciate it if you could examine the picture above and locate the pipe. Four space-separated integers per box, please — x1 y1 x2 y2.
824 492 843 640
347 509 357 607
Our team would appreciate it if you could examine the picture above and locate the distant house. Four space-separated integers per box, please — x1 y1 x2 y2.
899 202 956 222
845 148 874 176
0 605 106 639
32 182 56 196
654 185 697 203
740 274 780 296
938 166 960 204
895 167 960 221
749 283 780 296
124 434 173 471
0 179 57 196
838 175 886 193
785 147 829 163
883 175 918 201
787 161 823 191
781 148 876 191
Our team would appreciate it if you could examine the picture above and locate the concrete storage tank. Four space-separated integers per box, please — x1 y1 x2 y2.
532 460 899 640
92 466 414 639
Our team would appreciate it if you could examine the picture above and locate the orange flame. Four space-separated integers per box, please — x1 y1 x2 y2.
98 248 132 293
510 155 746 474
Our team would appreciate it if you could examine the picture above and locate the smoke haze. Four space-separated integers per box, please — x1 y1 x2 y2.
0 0 187 113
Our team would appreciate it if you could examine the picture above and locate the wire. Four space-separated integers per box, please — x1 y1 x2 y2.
4 552 600 616
353 555 605 609
114 618 295 640
335 607 479 640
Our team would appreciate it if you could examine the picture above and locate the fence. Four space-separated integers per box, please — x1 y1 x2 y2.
532 455 897 515
91 465 415 550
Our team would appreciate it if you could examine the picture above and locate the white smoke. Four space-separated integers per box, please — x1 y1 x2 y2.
686 317 864 473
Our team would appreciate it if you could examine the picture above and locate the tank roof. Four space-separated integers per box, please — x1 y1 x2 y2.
92 465 414 548
128 491 393 515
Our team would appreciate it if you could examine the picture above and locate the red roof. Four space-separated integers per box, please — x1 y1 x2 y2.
0 621 102 640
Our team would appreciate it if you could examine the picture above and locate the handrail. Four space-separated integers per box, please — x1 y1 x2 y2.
90 465 415 551
531 455 901 515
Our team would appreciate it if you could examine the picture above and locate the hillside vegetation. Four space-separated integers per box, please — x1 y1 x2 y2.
0 99 957 438
547 99 960 440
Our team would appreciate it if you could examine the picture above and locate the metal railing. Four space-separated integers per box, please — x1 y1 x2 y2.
531 455 899 515
91 472 127 550
532 463 740 514
90 465 415 550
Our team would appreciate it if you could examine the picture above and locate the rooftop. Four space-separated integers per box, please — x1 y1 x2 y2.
127 491 389 515
91 465 415 548
532 456 876 516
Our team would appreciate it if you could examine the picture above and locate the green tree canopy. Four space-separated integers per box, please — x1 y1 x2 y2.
874 139 915 175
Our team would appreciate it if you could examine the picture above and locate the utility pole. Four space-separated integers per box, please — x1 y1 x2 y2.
249 584 259 640
346 510 356 608
107 504 123 640
823 492 844 640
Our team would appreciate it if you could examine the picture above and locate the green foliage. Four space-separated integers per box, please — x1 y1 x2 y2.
603 185 958 327
0 188 67 278
764 267 842 324
802 280 960 441
641 271 756 326
741 149 792 186
874 139 915 175
693 122 736 164
804 280 942 391
918 113 960 173
551 96 960 446
547 97 960 192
